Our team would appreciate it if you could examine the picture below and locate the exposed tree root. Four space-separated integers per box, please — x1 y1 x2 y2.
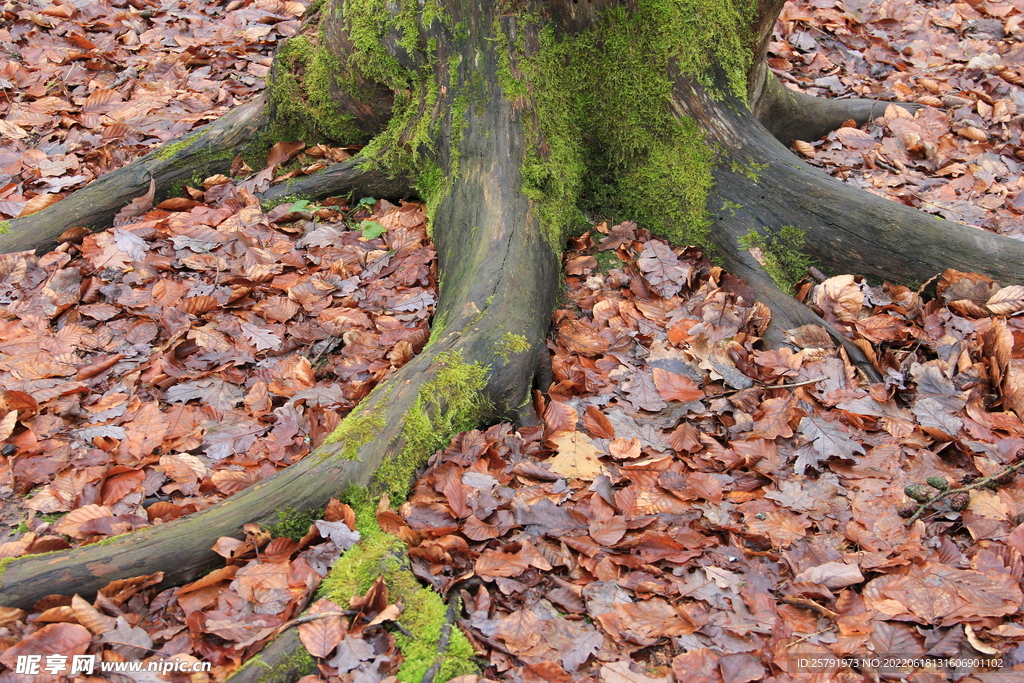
752 71 922 146
664 73 1024 380
226 630 311 683
0 322 542 608
706 99 1024 286
0 105 411 257
709 237 883 381
0 78 557 616
0 96 269 255
259 156 412 205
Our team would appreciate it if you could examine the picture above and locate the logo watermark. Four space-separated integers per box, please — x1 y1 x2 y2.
787 654 1005 674
14 655 211 676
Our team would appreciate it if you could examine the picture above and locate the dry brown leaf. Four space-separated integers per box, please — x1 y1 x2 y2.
298 613 346 658
17 193 62 217
71 594 117 635
957 126 988 142
987 285 1024 315
548 431 604 480
793 140 815 157
53 504 114 539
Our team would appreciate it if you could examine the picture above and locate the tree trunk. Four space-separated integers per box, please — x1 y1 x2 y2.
4 0 1024 674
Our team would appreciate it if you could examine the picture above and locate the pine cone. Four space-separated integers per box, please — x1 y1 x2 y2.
926 476 948 490
949 492 970 511
905 484 933 502
897 502 919 518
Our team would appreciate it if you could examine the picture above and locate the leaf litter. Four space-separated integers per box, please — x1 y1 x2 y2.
773 0 1024 235
5 0 1024 680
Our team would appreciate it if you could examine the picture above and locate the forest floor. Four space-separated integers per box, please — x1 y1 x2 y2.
2 0 1024 682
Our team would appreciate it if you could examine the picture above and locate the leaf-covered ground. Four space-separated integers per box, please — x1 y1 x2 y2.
4 0 1024 681
0 0 310 218
0 172 435 539
773 0 1024 233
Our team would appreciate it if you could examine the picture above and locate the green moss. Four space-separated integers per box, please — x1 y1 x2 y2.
594 249 623 273
168 171 205 198
269 506 324 540
267 31 367 147
730 158 768 181
85 530 135 546
251 644 316 683
320 502 476 682
720 199 742 215
322 399 388 459
259 193 316 213
377 350 488 503
512 0 757 252
0 555 12 585
494 332 530 364
738 225 814 290
153 134 199 161
0 219 10 234
493 18 528 102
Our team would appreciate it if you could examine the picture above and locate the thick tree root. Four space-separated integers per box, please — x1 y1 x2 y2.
0 102 413 257
258 157 412 205
709 236 883 382
752 72 922 146
671 72 1024 356
0 58 556 614
0 313 546 608
0 96 270 255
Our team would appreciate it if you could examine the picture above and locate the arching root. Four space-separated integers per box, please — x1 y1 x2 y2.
753 72 923 146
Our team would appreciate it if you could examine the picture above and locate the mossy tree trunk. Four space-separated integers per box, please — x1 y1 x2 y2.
5 0 1024 675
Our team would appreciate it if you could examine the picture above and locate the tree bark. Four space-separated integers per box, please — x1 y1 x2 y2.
3 1 1024 673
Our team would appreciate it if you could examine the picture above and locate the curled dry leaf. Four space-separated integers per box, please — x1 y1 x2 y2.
986 285 1024 316
957 126 988 142
793 140 815 157
997 68 1024 86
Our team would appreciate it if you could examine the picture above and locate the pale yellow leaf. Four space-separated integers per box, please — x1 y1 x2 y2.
968 489 1010 520
0 410 17 440
987 285 1024 316
548 431 603 480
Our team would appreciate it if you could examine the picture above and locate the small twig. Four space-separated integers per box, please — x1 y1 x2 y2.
419 592 461 683
276 610 356 634
720 376 826 396
905 460 1024 526
762 376 827 390
784 626 836 648
780 596 839 619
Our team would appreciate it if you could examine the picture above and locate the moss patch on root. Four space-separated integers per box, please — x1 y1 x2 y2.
267 31 368 147
323 399 389 459
0 555 13 586
320 501 477 683
510 0 758 251
250 644 317 683
494 332 530 364
379 350 489 503
739 224 814 290
321 351 487 680
269 506 324 540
